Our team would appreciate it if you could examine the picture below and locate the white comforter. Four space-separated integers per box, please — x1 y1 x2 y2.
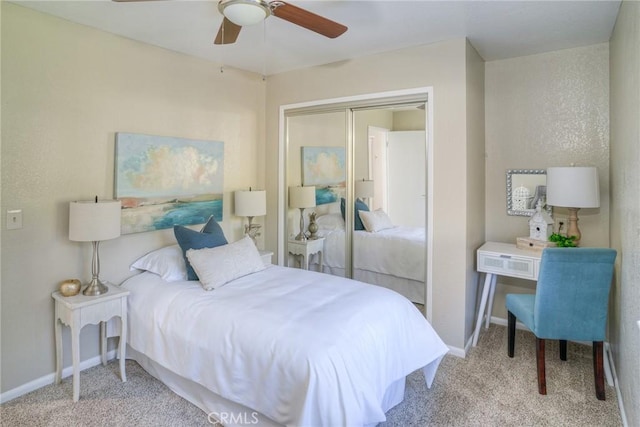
123 266 447 426
321 226 426 282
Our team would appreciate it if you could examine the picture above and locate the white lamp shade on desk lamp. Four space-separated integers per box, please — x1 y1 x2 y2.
546 166 599 245
69 199 121 296
546 167 600 208
289 186 315 240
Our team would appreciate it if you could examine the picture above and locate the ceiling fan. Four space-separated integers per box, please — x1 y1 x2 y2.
113 0 348 45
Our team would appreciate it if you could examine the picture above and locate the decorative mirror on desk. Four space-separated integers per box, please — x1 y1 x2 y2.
506 169 552 216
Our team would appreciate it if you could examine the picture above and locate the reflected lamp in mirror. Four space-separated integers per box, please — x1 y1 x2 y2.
234 189 266 246
289 186 316 241
546 166 599 245
506 169 551 217
69 198 121 296
355 179 374 205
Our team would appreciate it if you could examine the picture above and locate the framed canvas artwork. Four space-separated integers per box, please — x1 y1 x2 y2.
115 132 224 234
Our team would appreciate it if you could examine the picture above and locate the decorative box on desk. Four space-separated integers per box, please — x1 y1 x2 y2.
516 237 556 252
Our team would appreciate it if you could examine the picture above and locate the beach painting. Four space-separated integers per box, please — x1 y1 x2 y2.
302 146 346 205
115 133 224 234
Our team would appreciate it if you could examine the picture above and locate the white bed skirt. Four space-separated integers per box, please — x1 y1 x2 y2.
127 345 407 427
315 264 426 304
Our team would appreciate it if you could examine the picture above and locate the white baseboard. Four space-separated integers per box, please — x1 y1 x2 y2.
0 350 117 404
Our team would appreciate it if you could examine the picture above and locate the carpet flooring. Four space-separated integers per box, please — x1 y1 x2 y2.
1 324 622 426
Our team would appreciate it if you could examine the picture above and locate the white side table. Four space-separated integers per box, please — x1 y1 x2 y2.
288 238 325 271
52 282 129 401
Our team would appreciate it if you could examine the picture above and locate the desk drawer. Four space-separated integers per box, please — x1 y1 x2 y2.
478 253 536 280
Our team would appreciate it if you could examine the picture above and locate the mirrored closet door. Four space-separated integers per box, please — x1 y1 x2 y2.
281 92 429 306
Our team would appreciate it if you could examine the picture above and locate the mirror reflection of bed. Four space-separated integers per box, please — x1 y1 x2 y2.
286 103 427 306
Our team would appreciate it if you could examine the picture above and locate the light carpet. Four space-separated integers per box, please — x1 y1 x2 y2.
1 325 622 426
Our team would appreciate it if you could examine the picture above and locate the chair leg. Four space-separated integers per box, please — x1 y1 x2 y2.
508 311 516 357
559 340 567 361
593 341 605 400
536 338 547 395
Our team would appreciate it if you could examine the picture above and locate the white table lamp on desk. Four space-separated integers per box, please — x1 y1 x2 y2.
69 198 121 296
546 166 599 246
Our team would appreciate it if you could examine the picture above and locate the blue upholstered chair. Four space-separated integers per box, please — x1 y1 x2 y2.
506 248 616 400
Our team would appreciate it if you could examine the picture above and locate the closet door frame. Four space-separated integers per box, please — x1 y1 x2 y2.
278 87 435 321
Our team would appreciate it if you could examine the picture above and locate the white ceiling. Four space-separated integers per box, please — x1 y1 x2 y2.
13 0 622 75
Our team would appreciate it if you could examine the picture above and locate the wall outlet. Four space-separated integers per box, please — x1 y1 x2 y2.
553 215 567 234
6 209 23 230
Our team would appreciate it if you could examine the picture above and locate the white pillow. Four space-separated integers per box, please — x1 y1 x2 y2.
130 245 188 282
315 213 345 231
186 236 266 291
358 209 395 232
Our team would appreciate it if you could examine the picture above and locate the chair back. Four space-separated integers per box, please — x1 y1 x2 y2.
534 248 616 341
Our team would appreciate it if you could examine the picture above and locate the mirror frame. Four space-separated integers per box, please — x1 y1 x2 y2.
506 169 552 217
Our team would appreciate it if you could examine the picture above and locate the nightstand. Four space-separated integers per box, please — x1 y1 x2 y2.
259 250 274 265
52 282 129 401
288 237 325 271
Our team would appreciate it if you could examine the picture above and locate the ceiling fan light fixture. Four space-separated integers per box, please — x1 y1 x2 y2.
219 0 271 27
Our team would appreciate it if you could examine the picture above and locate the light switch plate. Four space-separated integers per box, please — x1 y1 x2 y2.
7 209 23 230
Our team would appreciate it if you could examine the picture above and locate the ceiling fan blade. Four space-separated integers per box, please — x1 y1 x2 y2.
214 17 242 45
272 2 347 39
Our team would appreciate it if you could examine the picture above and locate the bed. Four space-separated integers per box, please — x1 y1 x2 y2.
308 212 427 304
121 237 447 426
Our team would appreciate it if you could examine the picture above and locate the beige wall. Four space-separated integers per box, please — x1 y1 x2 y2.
610 2 640 425
1 3 266 393
465 41 486 338
484 43 610 319
266 39 485 350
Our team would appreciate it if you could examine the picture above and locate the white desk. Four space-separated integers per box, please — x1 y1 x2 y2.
53 282 129 401
288 238 325 271
473 242 541 346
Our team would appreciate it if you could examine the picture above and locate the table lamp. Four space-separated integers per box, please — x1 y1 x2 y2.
69 198 121 296
289 186 316 241
546 166 599 245
234 188 267 246
355 179 374 206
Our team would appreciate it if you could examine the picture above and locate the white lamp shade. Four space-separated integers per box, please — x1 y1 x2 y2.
546 166 600 208
355 180 375 199
69 200 121 242
234 190 266 217
221 0 269 26
289 186 316 209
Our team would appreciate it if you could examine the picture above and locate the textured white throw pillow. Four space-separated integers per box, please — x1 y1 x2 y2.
186 236 266 291
130 245 188 282
358 209 395 232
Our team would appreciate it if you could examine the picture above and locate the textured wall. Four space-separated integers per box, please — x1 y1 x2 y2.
1 3 265 393
485 44 610 319
610 2 640 425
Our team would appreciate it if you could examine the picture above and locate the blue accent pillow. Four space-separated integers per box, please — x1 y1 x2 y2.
174 217 228 280
201 215 225 234
340 198 369 231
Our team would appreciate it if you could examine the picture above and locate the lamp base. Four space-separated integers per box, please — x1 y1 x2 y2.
566 207 582 246
83 277 109 296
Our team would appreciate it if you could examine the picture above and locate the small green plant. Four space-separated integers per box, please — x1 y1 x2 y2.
549 233 577 247
550 221 577 247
